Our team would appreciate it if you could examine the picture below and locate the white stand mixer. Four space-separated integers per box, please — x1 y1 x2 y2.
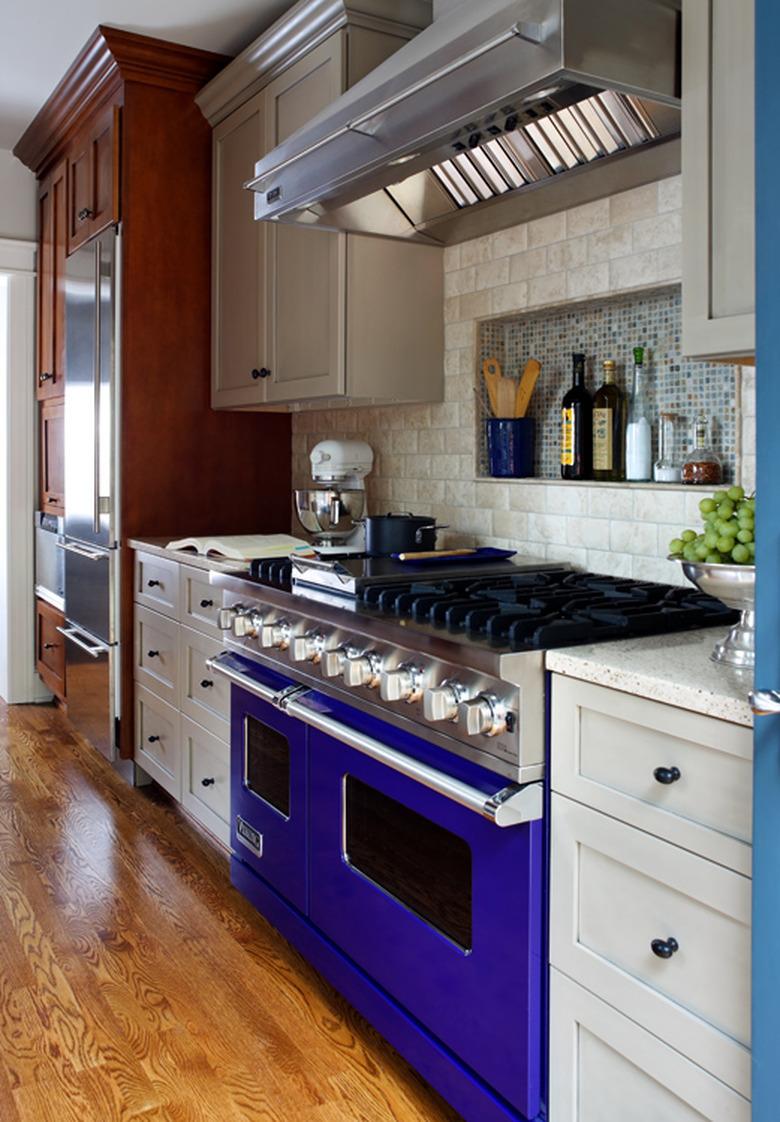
294 440 373 554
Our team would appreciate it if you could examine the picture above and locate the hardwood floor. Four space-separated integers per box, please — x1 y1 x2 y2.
0 701 462 1122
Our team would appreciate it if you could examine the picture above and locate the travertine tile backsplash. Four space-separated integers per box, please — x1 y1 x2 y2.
292 175 755 584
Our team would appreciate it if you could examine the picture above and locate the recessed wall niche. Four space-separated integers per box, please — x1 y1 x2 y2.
477 284 739 482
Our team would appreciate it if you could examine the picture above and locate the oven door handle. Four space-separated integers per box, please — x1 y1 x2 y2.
285 695 542 828
206 653 288 707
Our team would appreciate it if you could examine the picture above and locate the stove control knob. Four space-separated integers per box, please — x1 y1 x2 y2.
343 651 382 689
218 604 244 632
259 619 291 650
290 631 325 663
380 665 424 703
321 647 348 678
459 694 508 738
233 610 263 638
423 681 467 723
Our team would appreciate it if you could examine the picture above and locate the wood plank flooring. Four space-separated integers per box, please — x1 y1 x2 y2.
0 701 462 1122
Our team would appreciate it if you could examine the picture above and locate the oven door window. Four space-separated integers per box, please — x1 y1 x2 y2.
344 775 473 950
244 715 291 818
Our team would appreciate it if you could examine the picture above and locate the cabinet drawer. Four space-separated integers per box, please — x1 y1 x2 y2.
180 627 229 738
36 598 66 700
181 716 230 846
551 675 752 874
179 565 224 638
551 794 751 1097
549 970 750 1122
134 605 180 706
135 686 181 798
134 552 180 617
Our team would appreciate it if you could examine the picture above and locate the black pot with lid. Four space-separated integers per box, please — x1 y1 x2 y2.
359 512 444 557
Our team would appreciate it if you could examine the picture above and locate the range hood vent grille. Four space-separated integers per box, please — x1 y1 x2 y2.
429 91 660 209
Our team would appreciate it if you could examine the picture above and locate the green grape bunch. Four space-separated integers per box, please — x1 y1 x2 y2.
669 486 755 566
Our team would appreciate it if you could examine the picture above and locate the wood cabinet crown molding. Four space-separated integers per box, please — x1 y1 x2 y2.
196 0 431 126
13 26 229 176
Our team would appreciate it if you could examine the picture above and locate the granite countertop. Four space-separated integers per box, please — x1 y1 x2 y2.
128 537 250 574
546 629 753 727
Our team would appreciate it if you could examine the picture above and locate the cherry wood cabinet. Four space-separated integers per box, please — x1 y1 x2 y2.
36 159 67 400
36 598 66 701
67 104 120 253
39 397 65 514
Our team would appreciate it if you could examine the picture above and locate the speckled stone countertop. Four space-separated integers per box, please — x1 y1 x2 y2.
128 537 249 574
546 629 753 727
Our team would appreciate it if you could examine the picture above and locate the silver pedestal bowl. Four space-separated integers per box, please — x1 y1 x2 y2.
674 559 756 669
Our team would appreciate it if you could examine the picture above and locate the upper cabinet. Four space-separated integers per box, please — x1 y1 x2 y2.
36 159 67 400
67 104 120 253
198 0 444 411
682 0 755 361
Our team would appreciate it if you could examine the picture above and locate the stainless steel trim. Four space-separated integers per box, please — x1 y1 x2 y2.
206 653 280 705
750 689 780 716
93 242 101 535
57 626 109 658
56 540 107 562
285 693 542 827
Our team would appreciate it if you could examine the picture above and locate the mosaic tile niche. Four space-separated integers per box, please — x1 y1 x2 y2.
477 284 739 482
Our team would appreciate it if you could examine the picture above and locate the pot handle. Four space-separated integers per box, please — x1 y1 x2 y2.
414 522 449 543
386 511 415 518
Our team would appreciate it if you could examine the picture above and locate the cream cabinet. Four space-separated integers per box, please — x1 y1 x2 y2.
682 0 755 360
549 674 753 1114
198 0 443 411
133 550 230 846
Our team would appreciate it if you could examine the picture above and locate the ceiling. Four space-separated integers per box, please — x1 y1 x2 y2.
1 0 298 151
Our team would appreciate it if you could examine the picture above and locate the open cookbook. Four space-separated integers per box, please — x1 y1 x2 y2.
165 534 311 561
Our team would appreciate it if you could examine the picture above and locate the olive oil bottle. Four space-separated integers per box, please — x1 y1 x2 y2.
560 352 592 480
592 359 626 481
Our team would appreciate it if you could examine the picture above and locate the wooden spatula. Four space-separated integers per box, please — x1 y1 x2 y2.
515 358 541 417
495 376 517 419
482 357 502 416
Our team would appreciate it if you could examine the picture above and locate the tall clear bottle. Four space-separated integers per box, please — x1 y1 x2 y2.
625 346 652 482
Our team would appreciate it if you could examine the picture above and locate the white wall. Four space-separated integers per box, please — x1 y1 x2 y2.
292 176 757 585
0 149 35 241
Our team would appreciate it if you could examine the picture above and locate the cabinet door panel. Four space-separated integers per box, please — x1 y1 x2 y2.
40 397 65 513
212 93 269 407
264 36 346 403
68 106 119 253
68 143 94 253
36 598 66 701
37 160 67 399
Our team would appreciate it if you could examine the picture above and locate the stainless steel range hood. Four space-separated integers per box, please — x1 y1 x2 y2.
247 0 680 244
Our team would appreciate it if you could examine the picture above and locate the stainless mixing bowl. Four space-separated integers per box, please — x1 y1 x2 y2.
674 558 756 668
294 488 366 540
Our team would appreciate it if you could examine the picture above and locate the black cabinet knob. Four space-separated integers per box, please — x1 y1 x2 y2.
147 579 161 588
200 598 214 608
43 642 58 650
77 207 94 221
651 937 679 960
201 777 216 787
39 371 54 383
200 679 214 689
654 766 681 785
147 735 160 743
147 649 160 659
251 367 272 380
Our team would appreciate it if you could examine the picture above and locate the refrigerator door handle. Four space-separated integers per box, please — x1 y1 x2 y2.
93 241 101 535
56 540 107 562
57 626 110 659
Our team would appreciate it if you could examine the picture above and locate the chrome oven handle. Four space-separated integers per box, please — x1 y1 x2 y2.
56 626 109 658
56 540 107 562
285 694 542 828
206 652 286 706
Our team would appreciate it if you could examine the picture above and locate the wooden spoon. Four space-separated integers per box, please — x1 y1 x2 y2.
495 376 517 418
482 357 502 416
515 358 541 417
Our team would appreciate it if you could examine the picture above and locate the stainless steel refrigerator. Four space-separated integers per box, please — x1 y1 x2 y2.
60 231 120 761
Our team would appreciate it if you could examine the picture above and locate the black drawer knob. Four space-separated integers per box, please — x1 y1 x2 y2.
147 735 160 744
200 598 214 608
147 579 161 588
39 371 54 383
651 937 679 960
200 679 214 689
147 649 160 659
653 766 681 785
43 642 58 650
77 207 94 221
201 777 216 787
251 367 272 380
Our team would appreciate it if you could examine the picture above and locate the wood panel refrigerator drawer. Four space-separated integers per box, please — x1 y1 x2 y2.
179 564 224 639
135 686 181 798
181 716 230 846
549 969 751 1122
551 794 751 1098
179 627 229 738
134 606 180 706
134 551 180 618
551 675 753 874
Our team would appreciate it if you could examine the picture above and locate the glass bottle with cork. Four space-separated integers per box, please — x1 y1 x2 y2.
592 358 626 481
682 413 723 485
560 352 592 480
625 346 653 482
